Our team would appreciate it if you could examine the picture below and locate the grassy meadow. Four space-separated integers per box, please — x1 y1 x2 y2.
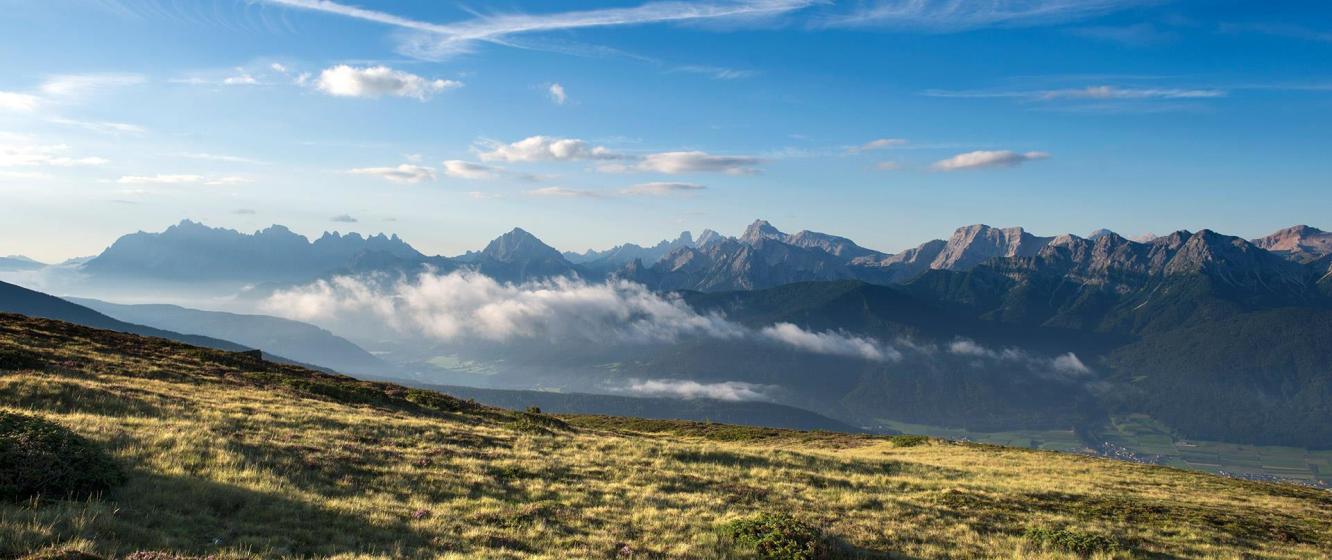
1 313 1330 559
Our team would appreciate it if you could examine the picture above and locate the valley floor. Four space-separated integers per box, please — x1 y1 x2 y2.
1 314 1329 559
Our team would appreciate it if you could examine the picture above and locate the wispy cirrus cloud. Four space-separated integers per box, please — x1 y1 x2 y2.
820 0 1159 30
347 164 437 183
0 92 42 112
1 73 144 113
442 160 503 180
262 0 818 59
604 151 763 175
932 150 1049 171
176 152 266 165
0 139 108 168
116 174 205 185
925 85 1226 101
526 186 602 198
848 138 907 153
671 65 760 80
621 182 707 196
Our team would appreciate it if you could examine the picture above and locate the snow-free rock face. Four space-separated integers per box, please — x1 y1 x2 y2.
930 225 1054 271
1253 225 1332 264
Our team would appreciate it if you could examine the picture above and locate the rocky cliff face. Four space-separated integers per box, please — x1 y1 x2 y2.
930 224 1054 271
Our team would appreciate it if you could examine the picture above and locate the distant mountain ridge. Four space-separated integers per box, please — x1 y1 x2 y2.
81 219 423 283
64 218 1332 299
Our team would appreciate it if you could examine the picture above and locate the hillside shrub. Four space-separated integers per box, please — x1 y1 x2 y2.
717 513 829 560
1025 526 1120 556
0 411 124 501
887 434 929 448
0 348 45 371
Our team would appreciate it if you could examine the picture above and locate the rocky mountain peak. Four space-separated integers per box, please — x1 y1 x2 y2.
482 228 563 262
1253 225 1332 264
740 219 786 244
931 224 1053 271
696 229 725 247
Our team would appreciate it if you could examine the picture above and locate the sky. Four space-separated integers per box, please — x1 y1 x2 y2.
3 0 1332 263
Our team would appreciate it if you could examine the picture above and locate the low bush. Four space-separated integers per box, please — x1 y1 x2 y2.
0 348 45 371
0 411 125 502
717 513 829 560
1025 526 1120 556
887 434 929 448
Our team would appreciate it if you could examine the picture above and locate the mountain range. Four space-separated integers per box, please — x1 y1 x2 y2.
28 218 1332 297
7 218 1332 448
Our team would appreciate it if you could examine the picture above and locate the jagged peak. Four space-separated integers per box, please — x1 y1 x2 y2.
482 227 562 261
740 219 785 243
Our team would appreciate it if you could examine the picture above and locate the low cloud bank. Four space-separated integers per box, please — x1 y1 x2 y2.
948 337 1093 378
622 379 777 402
261 271 894 360
760 322 900 362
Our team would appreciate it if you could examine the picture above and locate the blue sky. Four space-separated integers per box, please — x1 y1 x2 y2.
2 0 1331 262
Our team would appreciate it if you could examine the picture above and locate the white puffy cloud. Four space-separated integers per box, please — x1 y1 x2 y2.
759 322 901 362
932 150 1049 171
621 182 707 196
347 164 437 183
477 135 620 162
623 379 776 402
620 151 763 175
315 65 462 100
442 160 502 180
548 83 567 105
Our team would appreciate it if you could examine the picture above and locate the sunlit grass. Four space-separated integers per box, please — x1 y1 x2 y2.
1 314 1329 559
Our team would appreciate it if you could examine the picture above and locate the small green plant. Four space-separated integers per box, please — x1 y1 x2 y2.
1025 526 1120 556
718 513 828 560
0 412 125 502
508 410 570 435
887 434 929 448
